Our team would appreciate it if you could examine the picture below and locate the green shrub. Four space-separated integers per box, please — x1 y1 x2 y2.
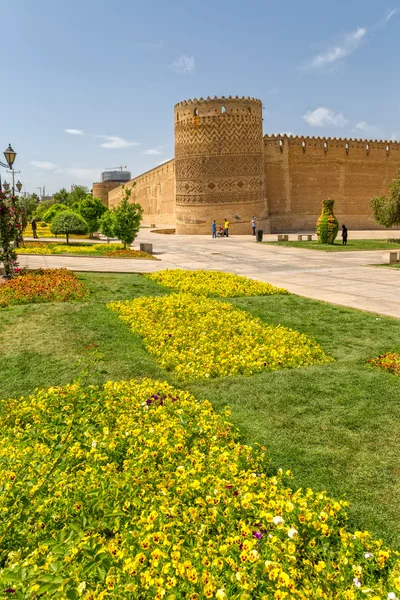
50 211 88 244
316 199 339 244
42 203 69 224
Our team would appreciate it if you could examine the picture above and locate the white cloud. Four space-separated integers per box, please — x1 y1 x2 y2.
303 107 348 127
390 132 399 141
378 8 398 28
142 145 168 156
307 27 367 69
355 121 383 136
65 128 84 135
31 161 59 170
97 135 140 149
170 54 195 74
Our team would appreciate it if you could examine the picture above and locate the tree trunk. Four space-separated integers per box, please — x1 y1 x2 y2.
66 232 69 244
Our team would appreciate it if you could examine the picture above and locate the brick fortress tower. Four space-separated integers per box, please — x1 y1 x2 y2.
174 96 270 234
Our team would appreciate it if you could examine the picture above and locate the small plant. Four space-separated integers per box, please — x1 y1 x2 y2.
99 209 116 242
113 184 142 249
42 203 68 223
78 195 107 237
50 211 88 244
316 198 339 244
371 170 400 228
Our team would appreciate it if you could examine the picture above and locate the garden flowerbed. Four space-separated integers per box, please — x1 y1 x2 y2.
0 379 399 598
0 269 88 307
16 242 155 259
367 352 400 375
109 293 330 381
147 269 287 297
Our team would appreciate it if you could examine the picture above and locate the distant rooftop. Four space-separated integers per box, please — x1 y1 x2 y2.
102 169 131 183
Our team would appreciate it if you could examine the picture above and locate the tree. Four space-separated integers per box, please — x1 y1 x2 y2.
99 210 116 242
69 185 89 206
19 193 39 219
113 185 142 249
34 198 57 220
50 211 88 244
371 171 400 228
53 188 70 206
42 203 69 224
78 195 107 237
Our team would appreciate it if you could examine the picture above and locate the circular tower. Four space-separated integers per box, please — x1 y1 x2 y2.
174 96 270 234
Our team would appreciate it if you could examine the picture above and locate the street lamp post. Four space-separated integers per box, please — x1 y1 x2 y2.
0 143 17 193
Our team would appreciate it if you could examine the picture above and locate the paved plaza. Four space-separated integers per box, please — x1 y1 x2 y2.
19 229 400 318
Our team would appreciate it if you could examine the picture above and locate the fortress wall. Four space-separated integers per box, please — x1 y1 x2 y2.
92 181 121 208
264 135 400 232
107 160 175 225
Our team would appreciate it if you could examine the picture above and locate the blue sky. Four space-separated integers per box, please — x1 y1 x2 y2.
1 0 399 195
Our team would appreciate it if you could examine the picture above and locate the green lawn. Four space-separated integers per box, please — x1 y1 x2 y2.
1 272 400 548
264 239 400 251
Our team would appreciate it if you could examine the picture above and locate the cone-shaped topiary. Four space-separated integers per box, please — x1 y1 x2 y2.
316 198 339 244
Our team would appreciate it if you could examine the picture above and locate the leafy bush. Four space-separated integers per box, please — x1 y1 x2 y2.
316 199 339 244
113 185 142 248
42 203 69 224
99 210 117 241
147 269 288 297
371 171 400 228
0 379 399 598
50 211 88 244
109 293 331 381
0 268 88 307
33 198 57 220
78 195 107 236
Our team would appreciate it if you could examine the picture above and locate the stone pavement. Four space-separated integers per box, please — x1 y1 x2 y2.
18 229 400 319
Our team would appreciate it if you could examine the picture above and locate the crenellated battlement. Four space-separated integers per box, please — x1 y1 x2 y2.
174 96 262 109
264 133 400 148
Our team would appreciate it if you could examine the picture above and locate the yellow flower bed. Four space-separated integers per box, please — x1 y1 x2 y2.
16 242 154 259
23 224 88 239
109 294 330 381
147 269 288 297
0 379 399 598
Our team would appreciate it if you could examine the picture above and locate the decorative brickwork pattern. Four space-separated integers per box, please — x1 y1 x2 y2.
174 97 269 234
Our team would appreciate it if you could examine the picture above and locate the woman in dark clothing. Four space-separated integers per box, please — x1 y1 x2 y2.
341 224 348 245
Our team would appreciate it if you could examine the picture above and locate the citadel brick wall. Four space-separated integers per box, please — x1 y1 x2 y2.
107 160 175 225
264 135 400 232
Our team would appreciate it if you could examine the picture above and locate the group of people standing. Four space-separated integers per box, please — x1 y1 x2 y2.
212 219 230 238
211 216 258 238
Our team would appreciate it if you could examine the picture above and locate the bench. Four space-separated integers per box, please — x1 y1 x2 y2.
277 234 289 242
387 251 399 264
297 234 314 241
140 243 153 254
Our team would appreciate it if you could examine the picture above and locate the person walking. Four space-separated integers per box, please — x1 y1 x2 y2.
224 218 229 238
211 219 217 238
341 224 348 246
31 218 38 239
251 216 257 236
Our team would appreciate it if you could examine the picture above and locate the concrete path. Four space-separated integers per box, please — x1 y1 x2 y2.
18 229 400 319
